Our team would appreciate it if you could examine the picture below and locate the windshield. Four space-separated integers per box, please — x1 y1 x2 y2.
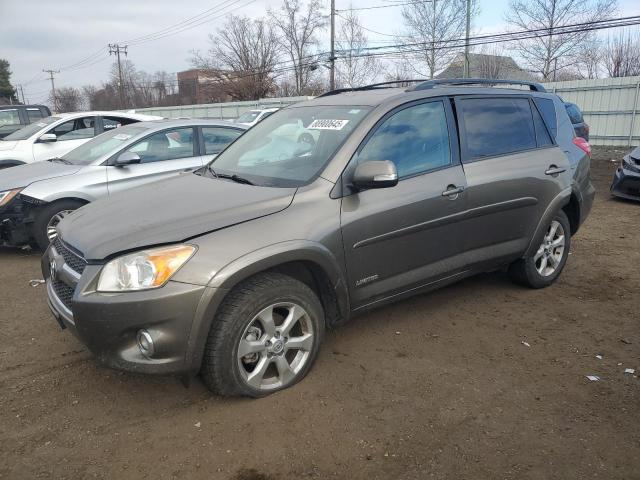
210 105 371 187
236 111 261 124
62 125 149 165
3 116 59 141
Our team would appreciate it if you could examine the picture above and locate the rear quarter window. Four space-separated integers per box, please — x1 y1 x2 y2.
533 98 558 139
458 97 537 161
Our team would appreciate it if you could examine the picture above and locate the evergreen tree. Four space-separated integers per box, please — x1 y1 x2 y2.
0 59 17 103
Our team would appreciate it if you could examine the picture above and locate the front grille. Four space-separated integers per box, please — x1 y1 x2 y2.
52 237 87 274
52 279 75 311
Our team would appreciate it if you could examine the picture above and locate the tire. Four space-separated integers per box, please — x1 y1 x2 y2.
32 199 85 251
508 210 571 289
201 272 325 397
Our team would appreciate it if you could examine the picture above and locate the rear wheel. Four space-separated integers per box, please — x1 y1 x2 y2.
201 272 325 397
508 210 571 288
32 199 85 250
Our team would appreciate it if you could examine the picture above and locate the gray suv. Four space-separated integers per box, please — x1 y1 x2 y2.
42 79 595 397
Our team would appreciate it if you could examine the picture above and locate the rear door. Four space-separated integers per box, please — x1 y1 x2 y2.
454 95 571 261
106 127 202 195
340 98 469 307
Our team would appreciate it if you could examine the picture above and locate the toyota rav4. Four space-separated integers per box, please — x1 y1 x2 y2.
42 79 595 397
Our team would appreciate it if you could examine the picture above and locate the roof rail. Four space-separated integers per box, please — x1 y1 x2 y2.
409 78 547 92
317 79 429 98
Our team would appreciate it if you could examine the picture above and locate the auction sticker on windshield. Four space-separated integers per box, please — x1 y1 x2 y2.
308 119 349 130
113 133 132 140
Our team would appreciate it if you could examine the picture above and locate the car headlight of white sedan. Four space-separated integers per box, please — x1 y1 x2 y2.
0 188 22 207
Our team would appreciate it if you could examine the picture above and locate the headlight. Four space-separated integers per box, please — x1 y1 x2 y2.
97 244 196 292
622 156 639 173
0 188 22 207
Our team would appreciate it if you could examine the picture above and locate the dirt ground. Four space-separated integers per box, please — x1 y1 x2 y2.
1 147 639 480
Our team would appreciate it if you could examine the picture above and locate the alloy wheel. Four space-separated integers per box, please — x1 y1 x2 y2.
534 220 566 277
237 302 315 391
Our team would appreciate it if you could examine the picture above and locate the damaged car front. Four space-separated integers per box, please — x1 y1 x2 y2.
611 146 640 201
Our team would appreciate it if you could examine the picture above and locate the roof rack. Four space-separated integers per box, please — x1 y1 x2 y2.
409 78 547 92
317 79 429 98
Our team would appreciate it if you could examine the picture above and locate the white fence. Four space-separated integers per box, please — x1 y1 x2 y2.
132 78 640 147
542 76 640 147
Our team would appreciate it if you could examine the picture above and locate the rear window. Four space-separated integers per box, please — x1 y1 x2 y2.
458 97 537 160
533 98 558 138
26 108 45 123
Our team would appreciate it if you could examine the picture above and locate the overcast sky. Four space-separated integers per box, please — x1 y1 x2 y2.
1 0 639 103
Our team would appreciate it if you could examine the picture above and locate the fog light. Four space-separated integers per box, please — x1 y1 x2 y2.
137 329 155 358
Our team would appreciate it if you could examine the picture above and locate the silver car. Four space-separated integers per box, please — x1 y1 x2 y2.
0 119 246 249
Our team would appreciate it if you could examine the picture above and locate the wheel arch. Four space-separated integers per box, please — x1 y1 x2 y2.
524 187 572 258
562 188 582 235
185 241 351 372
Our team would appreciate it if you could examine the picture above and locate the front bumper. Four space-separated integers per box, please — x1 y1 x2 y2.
42 241 214 375
611 167 640 202
0 196 32 246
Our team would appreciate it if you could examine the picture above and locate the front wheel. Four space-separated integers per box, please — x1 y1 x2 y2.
32 199 85 250
201 272 325 397
508 210 571 288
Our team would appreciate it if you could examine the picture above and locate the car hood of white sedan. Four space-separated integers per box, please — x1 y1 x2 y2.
0 161 81 192
0 140 19 151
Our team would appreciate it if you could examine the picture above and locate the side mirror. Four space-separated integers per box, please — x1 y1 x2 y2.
115 151 141 167
352 160 398 190
39 133 57 143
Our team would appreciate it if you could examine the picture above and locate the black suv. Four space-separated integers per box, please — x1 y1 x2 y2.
0 104 51 139
43 79 595 397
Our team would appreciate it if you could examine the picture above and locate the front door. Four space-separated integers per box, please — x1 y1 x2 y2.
107 127 203 195
340 99 469 308
32 116 98 162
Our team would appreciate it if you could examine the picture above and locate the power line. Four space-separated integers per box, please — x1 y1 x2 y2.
336 0 431 12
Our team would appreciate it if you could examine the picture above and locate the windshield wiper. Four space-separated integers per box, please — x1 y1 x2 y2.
216 173 255 185
47 157 72 165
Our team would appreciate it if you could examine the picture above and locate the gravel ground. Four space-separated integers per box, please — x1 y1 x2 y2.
0 146 639 480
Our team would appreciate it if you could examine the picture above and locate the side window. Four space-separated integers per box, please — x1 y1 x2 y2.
26 108 45 123
202 127 242 154
355 101 451 178
125 128 195 163
49 117 96 141
533 98 558 138
102 116 139 131
0 109 21 126
459 97 536 161
531 103 553 147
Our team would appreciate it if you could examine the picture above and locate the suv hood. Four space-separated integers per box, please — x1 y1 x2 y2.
0 161 81 192
58 172 296 260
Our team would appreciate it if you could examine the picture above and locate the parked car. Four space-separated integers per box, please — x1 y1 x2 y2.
235 108 279 127
564 102 589 141
43 79 594 397
0 111 162 169
0 119 246 249
0 104 51 139
611 145 640 201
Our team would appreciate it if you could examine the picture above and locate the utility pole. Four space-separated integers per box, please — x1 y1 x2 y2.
109 43 128 108
42 69 59 111
463 0 471 78
329 0 336 90
17 84 25 104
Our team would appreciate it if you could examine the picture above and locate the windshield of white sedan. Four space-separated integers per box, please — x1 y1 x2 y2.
3 116 59 141
62 125 149 165
210 106 371 187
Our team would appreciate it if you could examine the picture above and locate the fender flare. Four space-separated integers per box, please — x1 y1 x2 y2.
184 240 350 371
524 187 572 257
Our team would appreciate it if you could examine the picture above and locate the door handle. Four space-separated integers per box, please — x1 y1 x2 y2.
545 165 566 176
442 185 464 199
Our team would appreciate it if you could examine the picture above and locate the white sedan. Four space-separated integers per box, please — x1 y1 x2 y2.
0 111 162 169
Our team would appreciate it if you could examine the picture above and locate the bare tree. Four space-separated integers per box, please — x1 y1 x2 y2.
51 87 83 113
397 0 477 79
335 8 381 88
269 0 326 95
505 0 617 80
191 15 279 100
576 38 603 79
603 29 640 77
475 45 508 79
